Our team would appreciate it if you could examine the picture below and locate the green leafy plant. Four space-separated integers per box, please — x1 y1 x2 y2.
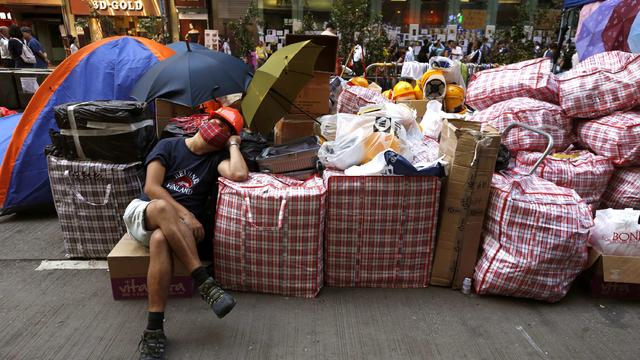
331 1 390 65
138 16 164 39
228 0 262 57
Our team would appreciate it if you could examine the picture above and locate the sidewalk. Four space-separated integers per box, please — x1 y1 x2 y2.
1 211 639 360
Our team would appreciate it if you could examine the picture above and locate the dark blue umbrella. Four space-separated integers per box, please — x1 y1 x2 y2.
131 42 253 108
167 41 209 53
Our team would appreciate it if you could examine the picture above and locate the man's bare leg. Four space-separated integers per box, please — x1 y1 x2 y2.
147 230 173 313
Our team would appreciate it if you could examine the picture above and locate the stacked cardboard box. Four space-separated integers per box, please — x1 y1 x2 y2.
430 119 501 289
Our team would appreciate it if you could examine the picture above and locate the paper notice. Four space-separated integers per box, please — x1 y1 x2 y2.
20 77 39 94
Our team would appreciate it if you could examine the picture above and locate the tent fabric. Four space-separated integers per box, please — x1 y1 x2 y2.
564 0 600 9
0 36 174 213
0 114 22 161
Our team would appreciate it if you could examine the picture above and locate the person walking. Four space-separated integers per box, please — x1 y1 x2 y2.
7 24 35 68
22 27 50 68
0 26 13 68
321 22 337 36
255 41 268 66
352 39 365 76
222 38 231 55
68 36 79 55
124 110 248 360
450 40 463 61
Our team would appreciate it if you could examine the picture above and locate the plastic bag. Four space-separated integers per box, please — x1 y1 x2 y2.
318 130 367 170
360 103 418 133
240 130 269 172
420 100 444 140
335 113 375 140
590 208 640 257
317 114 338 141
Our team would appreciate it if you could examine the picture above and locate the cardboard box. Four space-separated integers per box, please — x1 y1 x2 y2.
290 71 331 117
397 99 427 118
154 99 196 138
285 35 338 73
274 114 320 145
586 247 640 299
107 234 194 300
430 119 501 289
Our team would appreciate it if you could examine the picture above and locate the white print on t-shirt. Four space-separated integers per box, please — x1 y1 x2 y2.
165 170 200 195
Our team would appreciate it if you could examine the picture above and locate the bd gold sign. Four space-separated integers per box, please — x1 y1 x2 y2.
91 0 144 11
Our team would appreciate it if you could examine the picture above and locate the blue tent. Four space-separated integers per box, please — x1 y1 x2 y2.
564 0 600 8
0 36 174 214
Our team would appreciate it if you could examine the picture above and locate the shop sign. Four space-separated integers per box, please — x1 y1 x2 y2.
70 0 160 16
91 1 143 11
174 0 205 7
462 9 486 30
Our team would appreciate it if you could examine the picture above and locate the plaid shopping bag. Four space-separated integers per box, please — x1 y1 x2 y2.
514 150 614 209
600 168 640 210
47 156 143 258
323 171 441 288
576 111 640 167
213 173 326 298
471 97 573 152
557 51 640 119
336 85 390 114
473 172 593 302
466 58 558 111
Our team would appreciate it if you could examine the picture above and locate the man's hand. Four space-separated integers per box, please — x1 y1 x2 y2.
226 135 242 148
181 212 204 242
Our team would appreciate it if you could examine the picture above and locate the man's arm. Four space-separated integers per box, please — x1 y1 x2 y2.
144 160 204 240
218 135 249 182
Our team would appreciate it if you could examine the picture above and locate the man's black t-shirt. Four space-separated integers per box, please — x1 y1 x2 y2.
139 137 228 220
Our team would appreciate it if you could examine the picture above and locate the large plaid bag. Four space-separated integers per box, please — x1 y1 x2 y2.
336 85 390 114
513 150 614 209
466 58 558 111
557 51 640 119
600 168 640 210
213 173 326 297
47 156 143 258
576 111 640 167
474 172 593 302
323 171 441 288
471 98 573 152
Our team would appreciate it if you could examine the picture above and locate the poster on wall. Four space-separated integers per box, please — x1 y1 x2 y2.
204 29 219 51
446 24 457 41
485 25 496 40
180 19 207 45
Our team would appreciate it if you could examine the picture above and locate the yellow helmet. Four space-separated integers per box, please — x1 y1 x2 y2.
348 76 369 87
392 81 416 101
443 84 466 113
382 89 393 100
413 84 424 100
419 69 446 101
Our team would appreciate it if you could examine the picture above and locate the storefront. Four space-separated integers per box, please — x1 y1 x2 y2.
2 0 66 64
69 0 164 43
175 0 209 45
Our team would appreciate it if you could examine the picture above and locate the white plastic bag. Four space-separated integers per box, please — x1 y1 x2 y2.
318 130 367 170
317 114 337 141
589 208 640 257
420 100 445 139
335 113 375 140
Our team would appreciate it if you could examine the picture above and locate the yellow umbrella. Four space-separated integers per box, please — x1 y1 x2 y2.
241 40 323 136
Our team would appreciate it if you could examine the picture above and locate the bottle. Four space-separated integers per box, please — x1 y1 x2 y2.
461 277 472 295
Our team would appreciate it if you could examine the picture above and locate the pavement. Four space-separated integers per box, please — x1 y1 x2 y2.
1 210 640 360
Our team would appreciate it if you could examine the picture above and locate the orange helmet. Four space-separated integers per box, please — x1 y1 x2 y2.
413 84 424 100
392 81 416 100
214 107 244 135
348 76 369 87
382 90 393 100
443 84 466 113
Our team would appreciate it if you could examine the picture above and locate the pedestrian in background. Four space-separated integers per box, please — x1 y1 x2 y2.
255 41 268 66
0 26 13 68
22 27 50 68
321 22 337 36
417 41 429 63
222 38 231 55
450 40 463 61
8 24 34 68
68 36 79 55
